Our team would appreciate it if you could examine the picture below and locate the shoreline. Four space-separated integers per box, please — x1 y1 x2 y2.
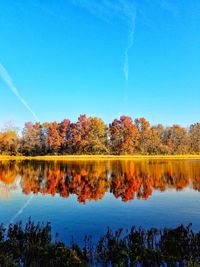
0 154 200 161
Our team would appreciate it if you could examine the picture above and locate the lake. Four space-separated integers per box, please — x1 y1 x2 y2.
0 159 200 246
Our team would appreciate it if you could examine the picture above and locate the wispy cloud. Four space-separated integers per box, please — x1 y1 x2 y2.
160 0 179 17
71 0 136 84
122 2 136 84
0 63 39 121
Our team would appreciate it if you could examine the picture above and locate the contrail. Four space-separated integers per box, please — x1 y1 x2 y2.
71 0 136 84
122 7 136 105
123 15 136 84
6 195 34 227
0 63 39 121
0 63 39 226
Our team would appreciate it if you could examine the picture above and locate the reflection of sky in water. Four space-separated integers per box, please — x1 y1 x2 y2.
0 160 200 246
1 188 200 246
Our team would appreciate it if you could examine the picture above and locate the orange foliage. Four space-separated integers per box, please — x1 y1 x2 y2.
0 160 200 203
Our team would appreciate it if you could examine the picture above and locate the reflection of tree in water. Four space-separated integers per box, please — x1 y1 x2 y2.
0 160 200 203
0 161 18 199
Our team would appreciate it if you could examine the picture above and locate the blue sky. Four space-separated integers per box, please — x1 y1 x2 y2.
0 0 199 128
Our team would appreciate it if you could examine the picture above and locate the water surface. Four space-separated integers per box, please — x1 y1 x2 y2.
0 159 200 245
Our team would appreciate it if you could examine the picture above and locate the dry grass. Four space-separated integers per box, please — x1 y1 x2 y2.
0 154 200 161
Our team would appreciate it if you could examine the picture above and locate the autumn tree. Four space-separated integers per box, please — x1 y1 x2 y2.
147 126 162 154
46 122 61 154
87 117 108 154
0 130 19 155
58 119 70 154
189 123 200 153
0 115 199 155
135 117 150 154
68 115 91 154
162 125 189 154
21 122 45 155
109 116 139 154
67 122 80 154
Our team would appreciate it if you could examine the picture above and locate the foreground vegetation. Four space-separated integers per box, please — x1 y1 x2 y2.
0 115 200 156
0 220 200 267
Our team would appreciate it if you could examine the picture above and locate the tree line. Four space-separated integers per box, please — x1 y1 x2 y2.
0 114 200 155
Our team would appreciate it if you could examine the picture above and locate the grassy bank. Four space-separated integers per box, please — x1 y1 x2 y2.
0 154 200 161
